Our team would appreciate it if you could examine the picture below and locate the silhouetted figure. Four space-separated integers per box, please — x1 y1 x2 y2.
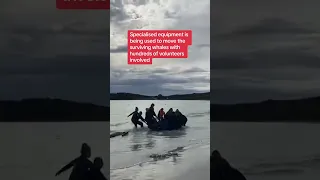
148 103 157 119
165 108 176 130
149 103 156 114
145 108 149 120
132 111 145 128
128 107 141 127
146 104 158 128
128 107 138 118
55 143 93 180
89 157 108 180
165 108 174 119
211 150 246 180
175 109 188 126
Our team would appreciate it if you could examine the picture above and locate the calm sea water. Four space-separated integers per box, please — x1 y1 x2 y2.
211 122 320 180
110 100 210 180
0 122 110 180
2 113 315 179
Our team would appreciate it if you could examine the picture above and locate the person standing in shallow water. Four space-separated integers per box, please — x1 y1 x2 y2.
132 111 145 128
146 103 158 128
127 107 140 127
127 107 138 118
55 143 93 180
148 103 157 121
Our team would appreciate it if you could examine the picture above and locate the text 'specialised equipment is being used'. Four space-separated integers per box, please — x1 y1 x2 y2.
127 30 192 65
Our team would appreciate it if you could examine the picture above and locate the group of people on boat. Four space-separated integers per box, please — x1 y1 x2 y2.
127 103 188 130
55 143 108 180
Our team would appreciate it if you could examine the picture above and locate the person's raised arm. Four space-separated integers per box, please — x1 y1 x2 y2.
127 111 134 117
55 158 76 176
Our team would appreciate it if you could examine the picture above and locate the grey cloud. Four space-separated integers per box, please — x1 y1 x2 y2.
219 18 315 38
0 1 110 105
182 67 208 73
211 49 320 70
111 74 209 86
196 44 210 48
5 23 109 37
1 19 109 55
110 45 127 53
111 67 208 78
111 67 209 95
211 66 320 104
110 0 180 23
110 0 210 95
211 2 320 103
0 55 109 76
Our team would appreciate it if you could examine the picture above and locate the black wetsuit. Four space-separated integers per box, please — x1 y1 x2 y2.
149 107 156 117
134 114 145 127
164 113 171 120
128 111 143 127
146 108 158 128
145 110 152 125
89 167 108 180
165 112 176 130
171 114 181 130
177 114 187 126
58 156 93 180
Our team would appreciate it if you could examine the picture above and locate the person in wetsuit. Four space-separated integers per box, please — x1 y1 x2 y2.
145 108 149 119
158 108 165 121
149 103 157 119
135 111 146 127
127 107 138 118
165 108 174 118
127 107 142 128
169 109 182 129
146 104 158 129
165 108 175 130
145 109 152 125
55 143 93 180
89 157 108 180
175 109 188 126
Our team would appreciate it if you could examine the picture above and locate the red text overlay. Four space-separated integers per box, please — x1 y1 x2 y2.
56 0 110 9
127 30 192 65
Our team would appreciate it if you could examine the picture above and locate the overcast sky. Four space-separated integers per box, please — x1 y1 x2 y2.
0 1 109 106
110 0 210 96
211 0 320 104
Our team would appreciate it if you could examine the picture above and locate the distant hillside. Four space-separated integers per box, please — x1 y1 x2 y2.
0 98 109 122
211 97 320 122
110 92 210 100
